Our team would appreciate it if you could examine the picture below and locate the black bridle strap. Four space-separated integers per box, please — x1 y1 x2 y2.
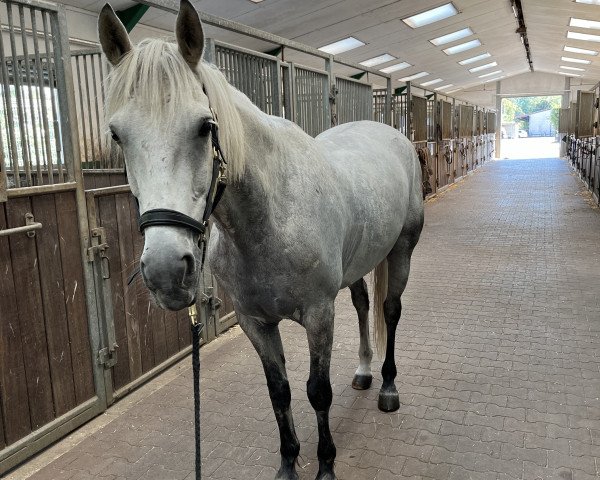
139 208 207 236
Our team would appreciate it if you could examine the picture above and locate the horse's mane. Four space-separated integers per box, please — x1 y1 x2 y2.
105 38 246 182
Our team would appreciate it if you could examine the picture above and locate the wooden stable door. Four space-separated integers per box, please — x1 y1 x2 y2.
0 189 96 449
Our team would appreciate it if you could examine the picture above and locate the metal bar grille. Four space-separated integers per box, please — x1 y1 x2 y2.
292 64 329 137
335 76 372 125
0 0 71 187
372 89 387 124
393 94 408 135
214 42 280 116
70 50 120 169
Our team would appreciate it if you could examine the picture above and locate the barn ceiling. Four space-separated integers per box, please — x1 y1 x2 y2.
60 0 600 95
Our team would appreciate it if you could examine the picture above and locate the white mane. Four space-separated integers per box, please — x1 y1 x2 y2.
105 38 246 182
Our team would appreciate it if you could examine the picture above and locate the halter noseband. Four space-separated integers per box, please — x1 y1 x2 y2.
137 107 227 257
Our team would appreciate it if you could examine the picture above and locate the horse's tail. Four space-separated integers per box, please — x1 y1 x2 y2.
373 258 388 359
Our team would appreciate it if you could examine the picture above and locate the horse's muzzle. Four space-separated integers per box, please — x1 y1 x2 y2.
139 229 199 310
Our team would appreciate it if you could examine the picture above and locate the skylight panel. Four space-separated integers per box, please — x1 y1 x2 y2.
561 56 591 64
564 45 598 55
443 39 481 55
570 17 600 30
567 31 600 42
380 62 412 73
468 62 498 73
560 65 585 71
360 54 396 67
402 3 458 28
430 28 473 46
399 72 429 82
421 78 444 86
458 52 492 65
478 70 502 78
435 84 454 90
484 76 505 83
318 37 365 55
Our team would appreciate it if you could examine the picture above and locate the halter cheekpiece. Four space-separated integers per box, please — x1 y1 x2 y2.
137 106 227 267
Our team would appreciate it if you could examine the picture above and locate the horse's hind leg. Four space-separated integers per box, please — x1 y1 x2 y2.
379 238 418 412
304 301 337 480
349 278 373 390
238 315 300 480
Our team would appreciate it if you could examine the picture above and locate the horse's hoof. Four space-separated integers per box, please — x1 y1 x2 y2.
275 468 299 480
378 387 400 412
316 471 337 480
275 460 299 480
351 373 372 390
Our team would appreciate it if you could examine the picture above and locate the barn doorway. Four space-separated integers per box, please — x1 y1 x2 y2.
501 96 561 159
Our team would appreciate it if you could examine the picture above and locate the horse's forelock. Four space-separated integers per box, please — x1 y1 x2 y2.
105 38 246 182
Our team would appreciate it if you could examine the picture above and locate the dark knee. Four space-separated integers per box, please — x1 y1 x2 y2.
307 376 333 412
383 298 401 325
350 279 369 314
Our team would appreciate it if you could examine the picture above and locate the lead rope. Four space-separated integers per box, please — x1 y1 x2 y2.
186 107 227 480
189 304 202 480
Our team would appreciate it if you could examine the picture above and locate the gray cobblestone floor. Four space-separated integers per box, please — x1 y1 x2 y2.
16 157 600 479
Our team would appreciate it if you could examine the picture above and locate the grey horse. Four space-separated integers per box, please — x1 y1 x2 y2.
99 2 423 478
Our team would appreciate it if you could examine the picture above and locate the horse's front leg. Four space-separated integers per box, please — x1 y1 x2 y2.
238 315 300 480
303 302 337 480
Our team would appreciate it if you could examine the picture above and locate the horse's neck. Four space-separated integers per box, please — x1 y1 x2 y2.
211 93 290 237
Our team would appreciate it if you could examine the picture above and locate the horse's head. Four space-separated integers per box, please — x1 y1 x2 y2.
98 0 235 310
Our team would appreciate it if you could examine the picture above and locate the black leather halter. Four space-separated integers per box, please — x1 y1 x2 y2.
135 109 227 269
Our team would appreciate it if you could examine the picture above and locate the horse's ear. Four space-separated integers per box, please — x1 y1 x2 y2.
98 4 132 66
176 0 205 69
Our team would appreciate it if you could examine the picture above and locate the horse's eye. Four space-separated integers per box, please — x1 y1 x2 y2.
110 129 121 143
199 121 212 137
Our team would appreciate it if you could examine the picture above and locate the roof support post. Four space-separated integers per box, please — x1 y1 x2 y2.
406 81 412 142
386 77 392 127
495 81 502 159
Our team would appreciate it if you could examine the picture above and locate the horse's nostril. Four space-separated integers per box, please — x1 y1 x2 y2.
182 253 195 276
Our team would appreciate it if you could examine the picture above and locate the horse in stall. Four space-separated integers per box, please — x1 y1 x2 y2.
98 2 424 478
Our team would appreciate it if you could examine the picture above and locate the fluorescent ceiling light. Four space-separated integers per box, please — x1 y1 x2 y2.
435 84 454 90
399 71 429 82
458 52 491 65
484 76 505 83
430 27 473 46
380 62 411 73
478 69 502 78
420 78 444 86
318 37 365 55
564 45 598 55
570 17 600 29
576 0 600 4
443 39 481 55
558 71 582 77
469 61 498 73
445 88 461 94
561 56 591 64
360 54 396 67
567 31 600 42
560 65 585 71
402 3 458 28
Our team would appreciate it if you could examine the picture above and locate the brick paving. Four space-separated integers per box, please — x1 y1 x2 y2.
16 157 600 479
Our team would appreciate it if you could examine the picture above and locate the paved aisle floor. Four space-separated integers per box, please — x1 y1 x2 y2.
12 157 600 479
